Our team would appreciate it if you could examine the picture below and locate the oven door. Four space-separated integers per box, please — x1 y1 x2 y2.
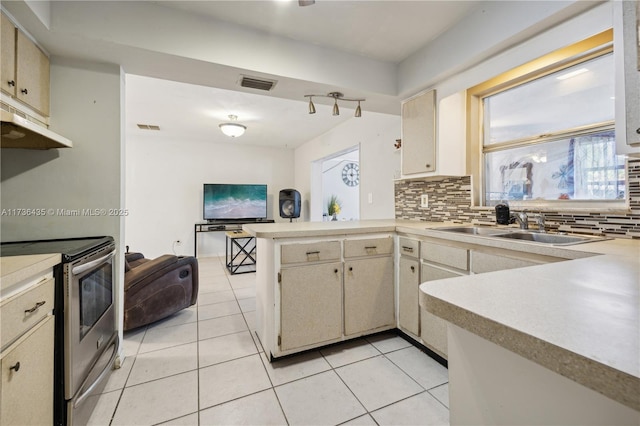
64 244 117 399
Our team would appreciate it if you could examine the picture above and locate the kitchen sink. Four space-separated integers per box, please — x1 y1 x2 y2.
492 232 607 245
433 226 609 246
434 226 513 236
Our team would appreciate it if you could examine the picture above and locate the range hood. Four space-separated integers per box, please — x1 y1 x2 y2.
1 110 73 149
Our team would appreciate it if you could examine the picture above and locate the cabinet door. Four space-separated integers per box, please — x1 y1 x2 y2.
398 257 420 336
1 315 54 426
16 30 50 116
420 263 463 359
401 89 436 175
344 256 394 336
0 13 16 96
280 262 342 351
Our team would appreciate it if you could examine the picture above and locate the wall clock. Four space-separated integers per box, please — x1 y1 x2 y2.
342 162 360 186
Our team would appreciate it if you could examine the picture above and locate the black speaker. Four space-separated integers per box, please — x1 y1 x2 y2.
279 189 301 219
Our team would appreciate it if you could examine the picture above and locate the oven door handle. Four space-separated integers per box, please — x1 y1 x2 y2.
72 332 120 409
71 249 117 276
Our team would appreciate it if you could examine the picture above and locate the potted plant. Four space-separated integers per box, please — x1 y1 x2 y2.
327 195 341 221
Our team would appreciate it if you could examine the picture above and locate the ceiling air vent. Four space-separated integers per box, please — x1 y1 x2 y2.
137 124 160 130
239 75 277 91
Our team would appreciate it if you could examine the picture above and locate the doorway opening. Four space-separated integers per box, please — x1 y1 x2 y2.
311 145 360 222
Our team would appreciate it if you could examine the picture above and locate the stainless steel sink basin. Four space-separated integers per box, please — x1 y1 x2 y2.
434 226 512 236
433 226 608 246
492 232 607 245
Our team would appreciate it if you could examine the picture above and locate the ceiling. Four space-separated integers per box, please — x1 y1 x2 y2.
157 1 478 63
5 1 483 148
126 0 479 148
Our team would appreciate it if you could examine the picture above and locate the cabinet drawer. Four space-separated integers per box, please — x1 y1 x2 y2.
421 242 468 271
398 237 419 259
471 251 539 274
281 241 341 264
1 277 54 350
344 237 393 258
421 263 466 281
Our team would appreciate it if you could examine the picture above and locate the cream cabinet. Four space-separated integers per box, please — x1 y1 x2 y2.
344 237 395 336
615 1 640 152
419 240 469 359
401 89 436 175
398 238 420 336
0 12 50 116
280 261 343 351
266 235 395 358
0 13 16 97
0 254 58 426
1 316 54 426
279 241 342 352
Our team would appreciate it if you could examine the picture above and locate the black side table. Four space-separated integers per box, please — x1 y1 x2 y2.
225 230 257 274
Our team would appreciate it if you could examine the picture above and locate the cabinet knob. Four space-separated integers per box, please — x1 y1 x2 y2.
410 266 415 272
349 266 353 272
426 164 431 168
636 128 640 135
7 80 15 87
20 88 28 95
9 362 20 372
334 269 338 274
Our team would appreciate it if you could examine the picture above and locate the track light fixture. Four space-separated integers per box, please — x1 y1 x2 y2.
304 92 365 118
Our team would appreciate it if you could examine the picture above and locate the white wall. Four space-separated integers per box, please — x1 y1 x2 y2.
294 112 401 222
1 59 124 243
322 150 359 221
125 136 294 258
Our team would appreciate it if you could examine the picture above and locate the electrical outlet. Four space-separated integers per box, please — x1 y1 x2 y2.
421 194 429 208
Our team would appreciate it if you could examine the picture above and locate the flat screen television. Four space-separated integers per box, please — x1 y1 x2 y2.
203 183 268 221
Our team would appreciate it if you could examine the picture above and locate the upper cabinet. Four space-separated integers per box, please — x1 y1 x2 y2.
0 13 16 98
0 12 50 117
615 1 640 154
401 90 436 175
400 90 466 179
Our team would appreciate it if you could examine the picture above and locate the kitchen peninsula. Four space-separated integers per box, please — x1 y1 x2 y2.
244 219 640 425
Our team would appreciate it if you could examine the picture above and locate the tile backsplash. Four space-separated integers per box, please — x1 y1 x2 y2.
395 158 640 239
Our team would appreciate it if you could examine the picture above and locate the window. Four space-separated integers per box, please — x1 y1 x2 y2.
467 29 625 207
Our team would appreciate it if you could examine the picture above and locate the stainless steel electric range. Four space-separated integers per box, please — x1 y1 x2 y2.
1 236 119 425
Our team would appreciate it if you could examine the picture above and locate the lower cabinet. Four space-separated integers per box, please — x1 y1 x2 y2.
420 263 466 358
274 234 395 356
344 256 395 336
398 257 420 336
0 315 54 425
280 262 343 351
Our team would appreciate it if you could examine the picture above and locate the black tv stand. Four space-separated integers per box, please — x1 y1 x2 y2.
194 219 274 257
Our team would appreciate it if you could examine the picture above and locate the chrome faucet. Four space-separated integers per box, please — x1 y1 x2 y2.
510 211 529 229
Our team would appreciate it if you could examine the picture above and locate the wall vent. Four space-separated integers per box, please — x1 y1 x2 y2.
137 124 160 130
239 75 277 91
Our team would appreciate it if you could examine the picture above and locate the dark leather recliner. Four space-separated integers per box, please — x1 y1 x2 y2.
123 249 198 331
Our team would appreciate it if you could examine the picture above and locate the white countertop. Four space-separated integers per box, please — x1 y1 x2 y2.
245 219 640 411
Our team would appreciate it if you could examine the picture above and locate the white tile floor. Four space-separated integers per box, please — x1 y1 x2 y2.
89 256 450 425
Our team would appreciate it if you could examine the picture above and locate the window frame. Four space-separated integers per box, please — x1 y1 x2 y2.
466 29 627 211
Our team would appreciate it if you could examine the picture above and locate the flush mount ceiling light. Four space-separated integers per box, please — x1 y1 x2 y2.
304 92 365 118
219 115 247 138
